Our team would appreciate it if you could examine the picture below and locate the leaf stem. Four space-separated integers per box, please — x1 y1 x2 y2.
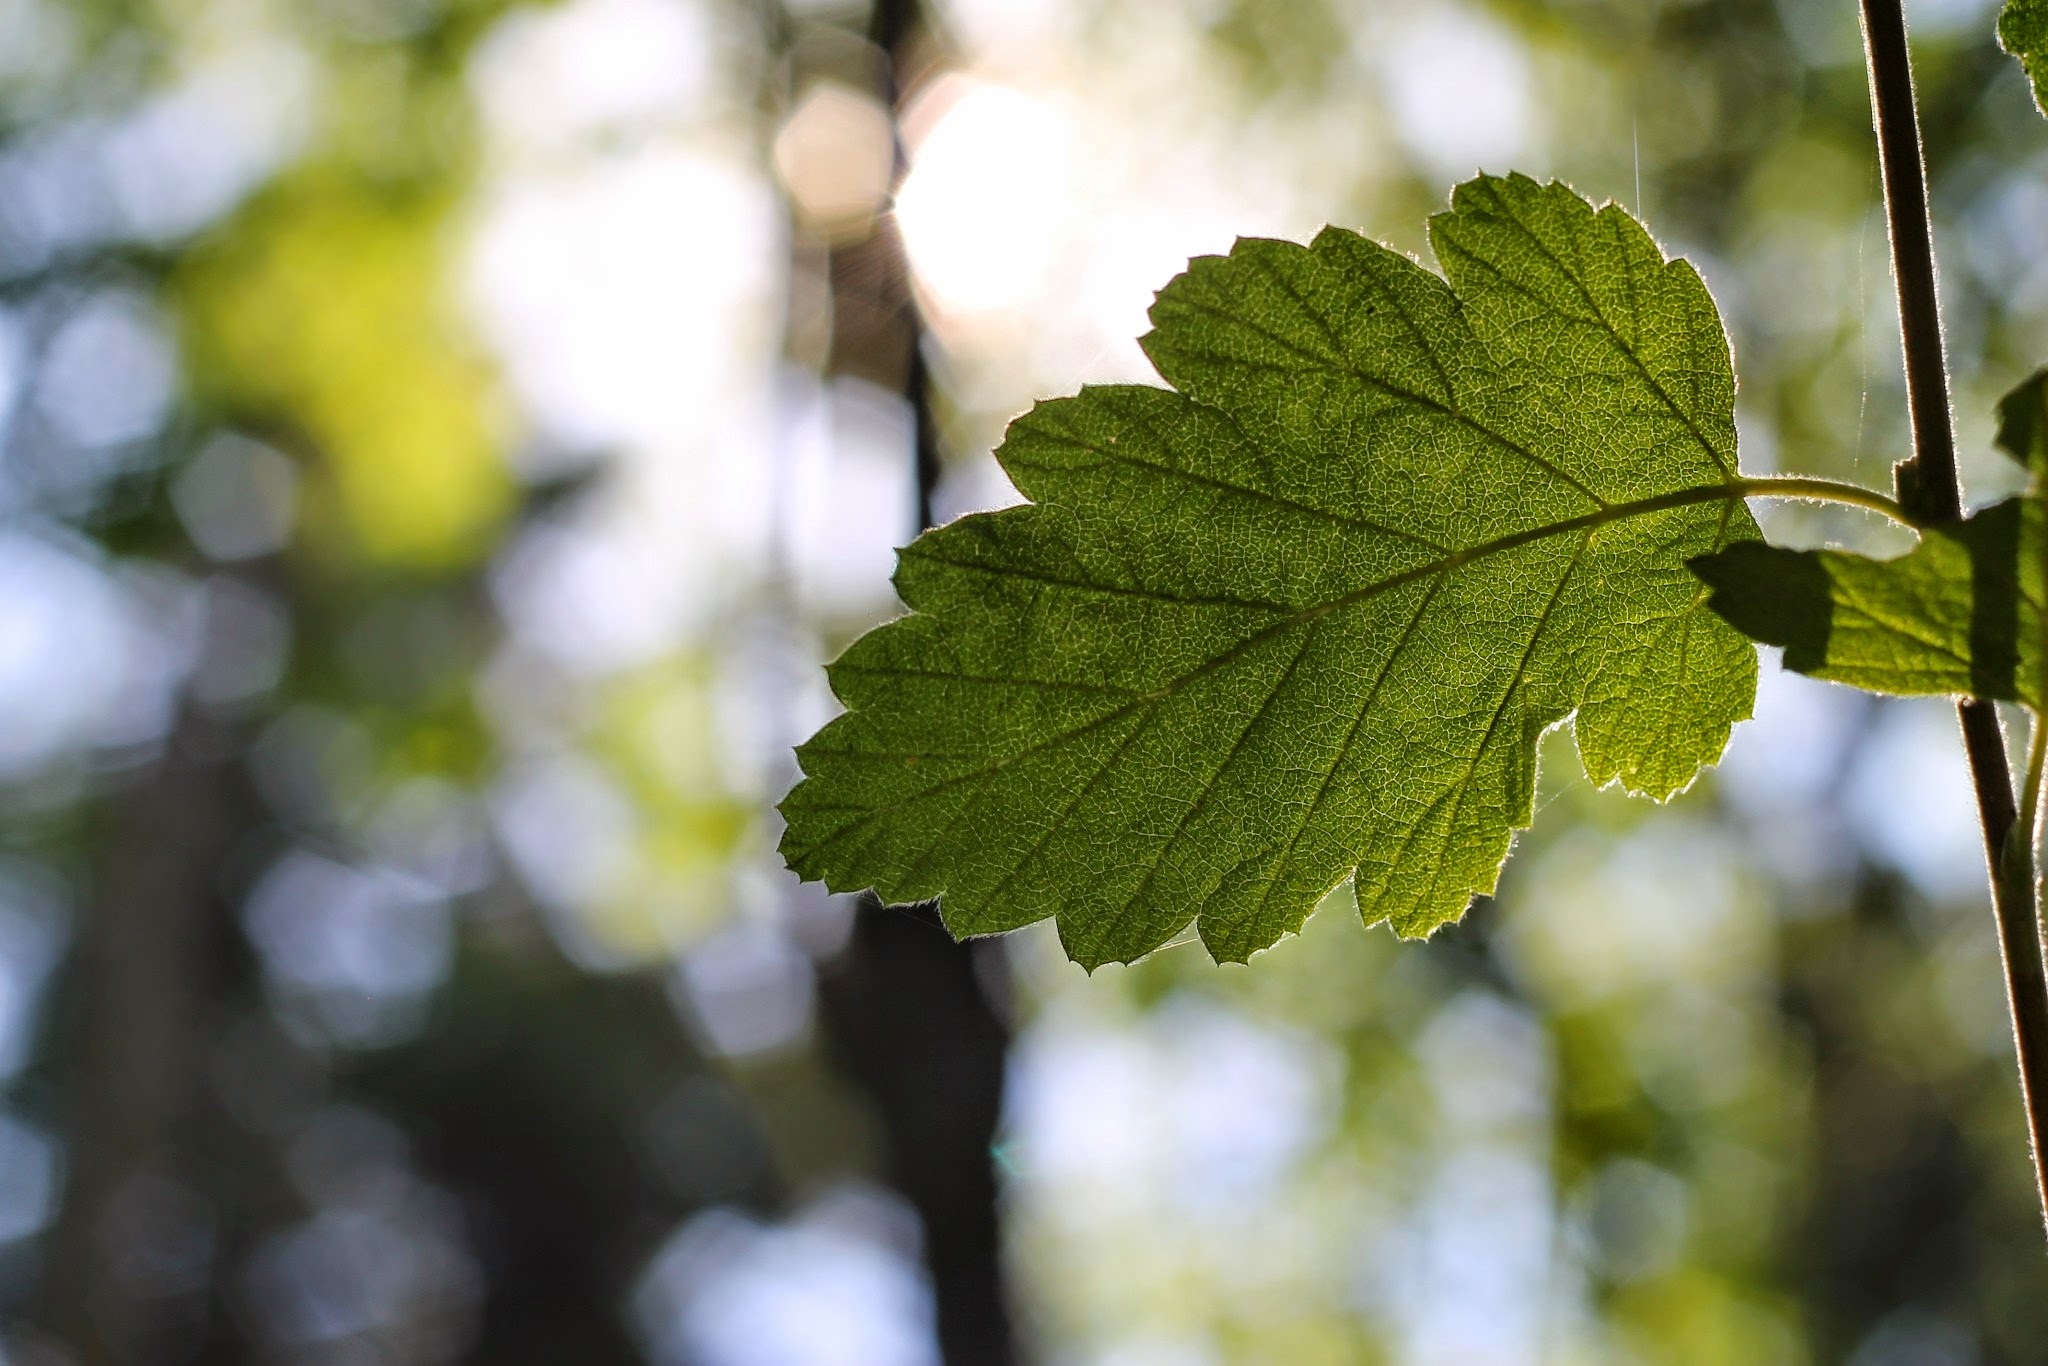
1731 475 1910 524
1860 0 2048 1237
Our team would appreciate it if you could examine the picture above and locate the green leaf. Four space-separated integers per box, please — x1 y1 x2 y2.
1694 370 2048 708
1692 500 2042 706
780 174 1760 968
2003 0 2048 116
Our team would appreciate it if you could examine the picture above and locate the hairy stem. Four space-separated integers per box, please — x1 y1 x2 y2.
1860 0 2048 1235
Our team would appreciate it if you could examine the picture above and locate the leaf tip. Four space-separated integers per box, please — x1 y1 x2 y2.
1994 369 2048 475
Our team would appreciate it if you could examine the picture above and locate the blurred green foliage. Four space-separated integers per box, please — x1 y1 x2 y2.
176 173 511 568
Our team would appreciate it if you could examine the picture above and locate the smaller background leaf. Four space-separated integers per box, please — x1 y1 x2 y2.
1698 373 2048 711
1693 499 2043 707
2003 0 2048 116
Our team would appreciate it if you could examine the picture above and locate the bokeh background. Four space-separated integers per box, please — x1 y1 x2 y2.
1 0 2047 1360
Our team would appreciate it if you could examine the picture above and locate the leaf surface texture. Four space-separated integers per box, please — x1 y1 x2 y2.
781 175 1760 966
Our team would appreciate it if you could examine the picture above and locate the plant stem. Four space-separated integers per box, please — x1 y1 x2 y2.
1860 0 2048 1235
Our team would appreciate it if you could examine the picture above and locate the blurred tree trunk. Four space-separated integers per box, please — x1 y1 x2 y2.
819 912 1016 1365
40 715 257 1364
794 2 1024 1361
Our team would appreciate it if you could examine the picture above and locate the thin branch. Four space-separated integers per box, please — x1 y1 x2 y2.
1860 0 2048 1236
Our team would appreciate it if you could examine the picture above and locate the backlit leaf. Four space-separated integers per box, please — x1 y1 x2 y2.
781 174 1761 967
